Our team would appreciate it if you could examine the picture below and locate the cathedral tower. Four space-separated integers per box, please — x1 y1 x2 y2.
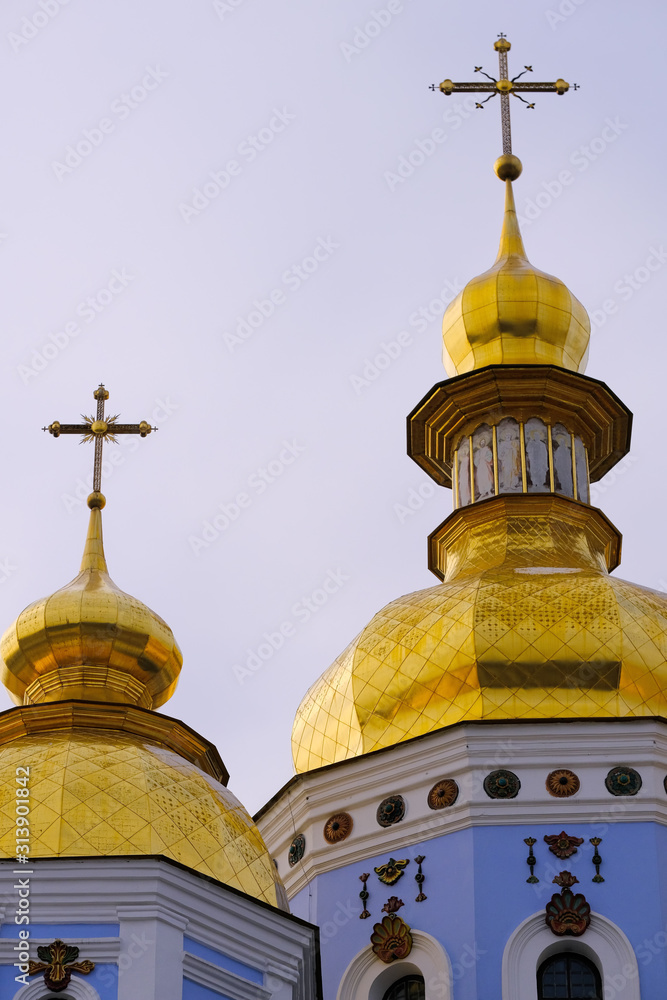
0 387 320 1000
259 37 667 1000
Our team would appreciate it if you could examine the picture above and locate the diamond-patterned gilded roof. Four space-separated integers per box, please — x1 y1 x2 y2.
292 569 667 773
0 730 280 905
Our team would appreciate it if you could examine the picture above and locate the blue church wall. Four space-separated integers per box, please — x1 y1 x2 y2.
293 821 667 999
1 963 118 1000
184 935 264 984
0 922 119 937
0 920 119 1000
183 978 233 999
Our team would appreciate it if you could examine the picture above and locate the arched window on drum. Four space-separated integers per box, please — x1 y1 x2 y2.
537 951 601 999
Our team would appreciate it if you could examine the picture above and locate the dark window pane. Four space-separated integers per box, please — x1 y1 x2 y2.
382 975 426 1000
538 953 601 1000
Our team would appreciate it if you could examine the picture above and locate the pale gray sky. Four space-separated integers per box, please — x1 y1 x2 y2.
0 0 664 814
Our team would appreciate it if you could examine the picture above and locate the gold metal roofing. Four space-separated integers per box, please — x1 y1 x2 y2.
290 148 662 774
0 507 182 710
0 716 280 906
292 503 667 773
441 180 590 376
0 431 283 907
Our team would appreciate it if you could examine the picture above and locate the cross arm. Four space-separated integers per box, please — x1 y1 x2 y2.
112 422 155 436
512 80 571 94
43 422 89 436
435 80 497 95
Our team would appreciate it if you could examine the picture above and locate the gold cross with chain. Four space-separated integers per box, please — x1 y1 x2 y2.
43 384 156 509
431 34 577 166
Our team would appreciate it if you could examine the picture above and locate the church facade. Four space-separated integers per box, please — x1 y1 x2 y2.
1 33 665 1000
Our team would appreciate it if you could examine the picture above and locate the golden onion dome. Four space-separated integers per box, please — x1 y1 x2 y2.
0 506 182 709
291 502 667 773
442 176 591 377
0 705 283 906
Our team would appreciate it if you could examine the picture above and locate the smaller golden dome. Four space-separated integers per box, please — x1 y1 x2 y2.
442 178 590 376
0 507 182 709
0 705 282 906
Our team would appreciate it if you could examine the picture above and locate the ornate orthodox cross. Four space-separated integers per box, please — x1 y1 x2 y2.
430 34 577 156
43 384 156 507
28 939 95 993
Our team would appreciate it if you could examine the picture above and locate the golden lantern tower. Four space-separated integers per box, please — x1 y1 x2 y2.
291 38 667 774
256 35 667 1000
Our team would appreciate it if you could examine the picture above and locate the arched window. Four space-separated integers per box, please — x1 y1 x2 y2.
537 952 601 999
381 975 426 1000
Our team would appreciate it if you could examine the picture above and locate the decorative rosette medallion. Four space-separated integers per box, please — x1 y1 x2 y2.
288 833 306 867
370 915 413 963
427 778 459 809
323 812 353 844
376 794 406 827
483 769 520 799
546 769 580 797
605 766 642 796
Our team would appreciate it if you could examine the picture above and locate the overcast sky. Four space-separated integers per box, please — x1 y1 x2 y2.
0 0 664 815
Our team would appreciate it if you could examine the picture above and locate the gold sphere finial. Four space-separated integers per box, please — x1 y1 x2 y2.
87 491 106 509
94 384 109 401
494 154 523 181
494 37 511 52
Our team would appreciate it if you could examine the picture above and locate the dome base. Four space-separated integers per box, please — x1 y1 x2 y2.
0 702 284 905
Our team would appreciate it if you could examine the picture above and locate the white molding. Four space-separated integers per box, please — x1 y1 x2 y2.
116 904 189 930
258 718 667 897
0 938 120 963
183 952 270 1000
336 930 452 1000
501 909 641 1000
0 857 320 1000
0 857 315 976
13 975 101 1000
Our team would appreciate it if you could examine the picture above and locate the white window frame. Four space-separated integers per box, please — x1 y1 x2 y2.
336 930 452 1000
14 975 101 1000
502 909 640 1000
